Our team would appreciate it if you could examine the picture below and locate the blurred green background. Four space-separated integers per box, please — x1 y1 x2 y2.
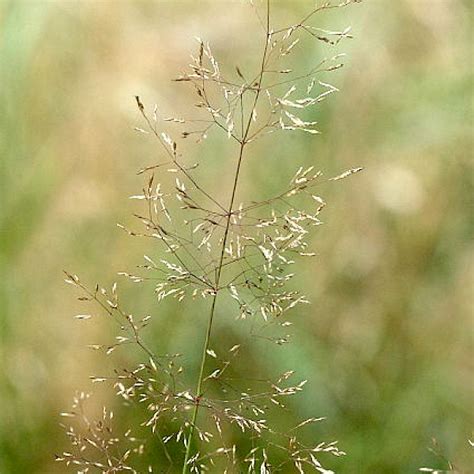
1 1 472 472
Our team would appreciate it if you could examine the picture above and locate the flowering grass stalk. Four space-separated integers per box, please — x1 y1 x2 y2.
57 1 363 472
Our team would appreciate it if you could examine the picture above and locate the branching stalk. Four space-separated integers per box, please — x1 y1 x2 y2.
59 1 362 471
182 2 271 472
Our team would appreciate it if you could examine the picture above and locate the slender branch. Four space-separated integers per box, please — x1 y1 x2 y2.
136 102 227 213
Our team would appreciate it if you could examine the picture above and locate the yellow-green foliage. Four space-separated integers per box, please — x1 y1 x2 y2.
0 1 472 473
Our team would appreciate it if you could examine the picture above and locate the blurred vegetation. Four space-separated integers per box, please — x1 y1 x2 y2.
0 1 472 473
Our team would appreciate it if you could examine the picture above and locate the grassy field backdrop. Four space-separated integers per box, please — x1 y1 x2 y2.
0 1 472 473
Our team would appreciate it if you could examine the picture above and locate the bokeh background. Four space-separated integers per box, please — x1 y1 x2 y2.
1 1 472 472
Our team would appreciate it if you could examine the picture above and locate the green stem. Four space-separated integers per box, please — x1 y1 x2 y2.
182 2 270 472
181 141 245 474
